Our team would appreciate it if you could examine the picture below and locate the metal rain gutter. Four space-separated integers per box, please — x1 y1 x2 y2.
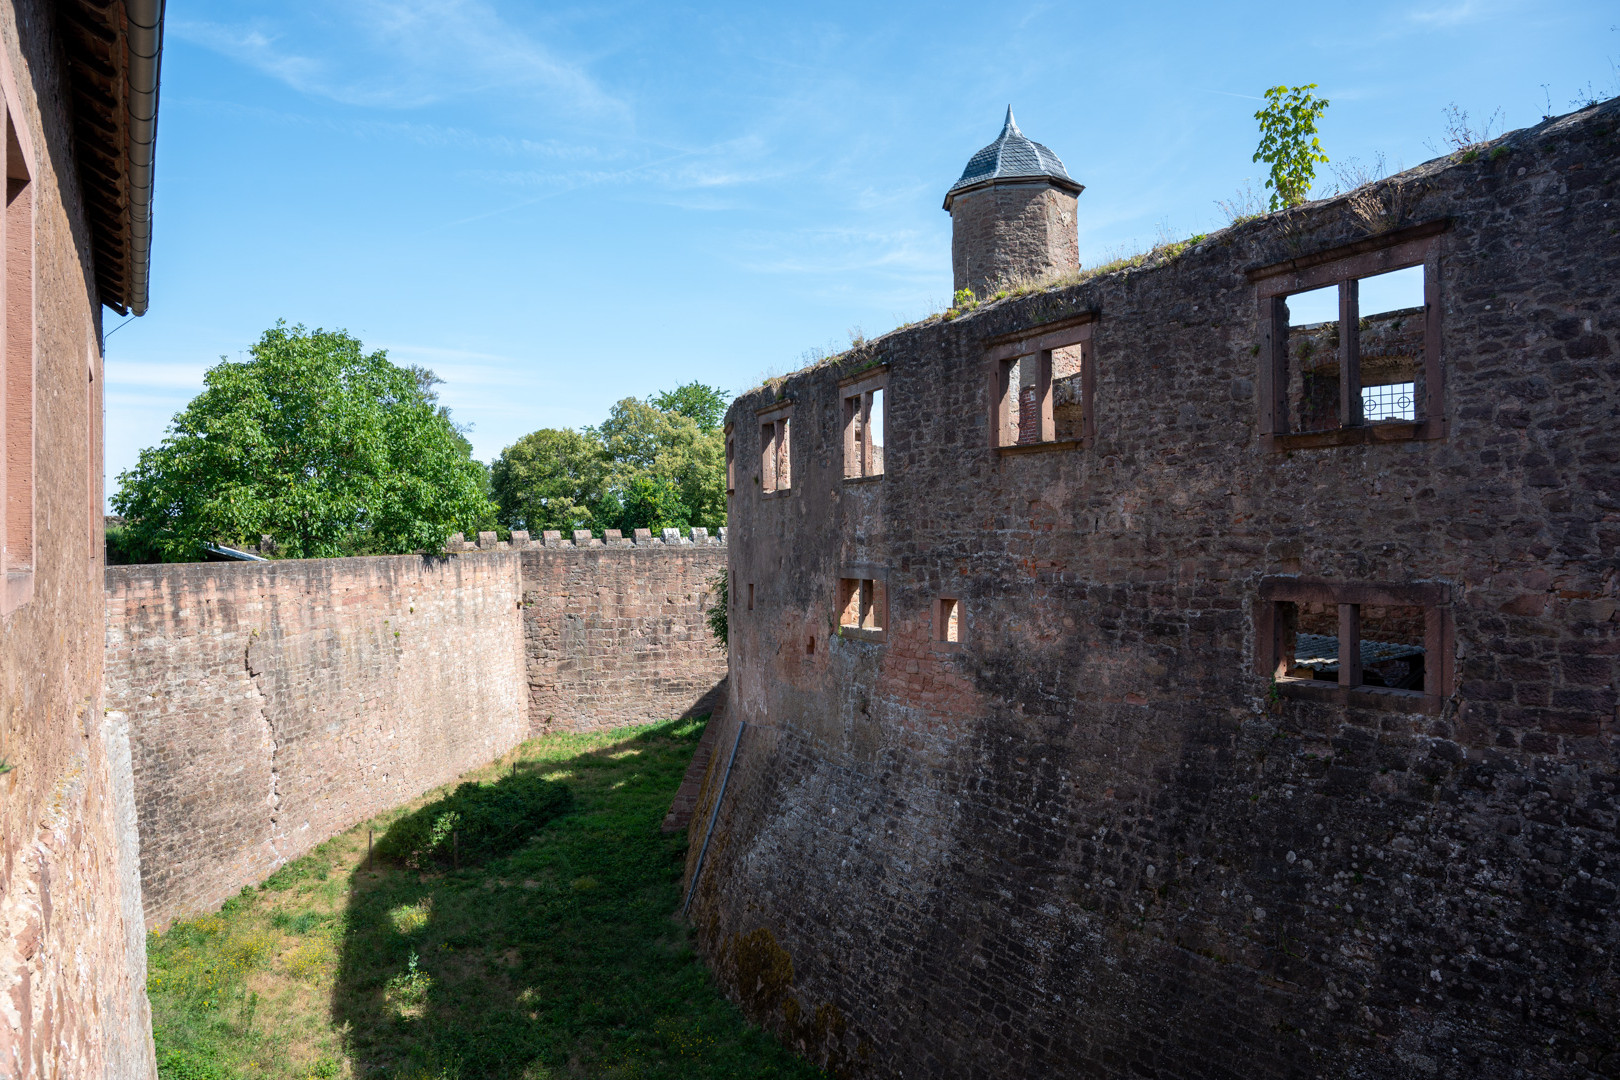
124 0 164 316
201 543 267 562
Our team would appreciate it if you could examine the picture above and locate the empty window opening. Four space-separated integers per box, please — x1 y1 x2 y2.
747 582 755 611
1258 578 1451 711
4 107 33 588
1283 284 1341 433
988 320 1093 451
936 598 960 643
839 578 884 633
841 372 887 480
999 352 1052 446
1277 601 1427 692
760 415 791 493
1050 344 1086 442
1355 265 1425 423
1258 230 1441 448
806 635 815 655
725 434 735 494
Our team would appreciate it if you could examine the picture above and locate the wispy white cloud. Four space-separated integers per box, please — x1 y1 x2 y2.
733 225 942 280
173 0 622 117
1407 0 1488 27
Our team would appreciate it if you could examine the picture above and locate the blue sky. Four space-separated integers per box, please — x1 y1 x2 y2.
103 0 1617 498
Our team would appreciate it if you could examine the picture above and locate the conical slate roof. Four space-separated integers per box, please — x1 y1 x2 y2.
943 107 1082 210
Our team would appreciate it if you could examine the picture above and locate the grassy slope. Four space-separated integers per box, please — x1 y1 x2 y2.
146 719 821 1080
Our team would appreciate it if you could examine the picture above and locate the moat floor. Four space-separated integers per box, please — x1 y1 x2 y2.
145 718 822 1080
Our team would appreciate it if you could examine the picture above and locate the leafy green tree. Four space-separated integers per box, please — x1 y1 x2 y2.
651 381 728 430
489 428 611 534
491 385 729 538
593 397 725 532
111 323 493 560
705 566 727 649
1253 84 1331 210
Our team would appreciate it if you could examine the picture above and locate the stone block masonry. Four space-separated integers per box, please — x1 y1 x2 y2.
106 532 726 927
106 555 529 928
522 546 728 732
693 100 1620 1078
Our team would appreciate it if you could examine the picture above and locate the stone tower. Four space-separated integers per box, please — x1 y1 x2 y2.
944 107 1083 298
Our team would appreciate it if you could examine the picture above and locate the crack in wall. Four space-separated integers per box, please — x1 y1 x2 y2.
244 633 282 867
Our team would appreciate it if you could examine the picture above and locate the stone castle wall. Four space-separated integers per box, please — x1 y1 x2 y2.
0 4 156 1076
107 535 725 927
692 101 1620 1079
521 546 728 732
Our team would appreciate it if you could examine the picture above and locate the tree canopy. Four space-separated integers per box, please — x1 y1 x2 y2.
112 323 492 560
490 381 728 537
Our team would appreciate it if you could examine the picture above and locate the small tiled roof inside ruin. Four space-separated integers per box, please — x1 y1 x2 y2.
944 106 1084 209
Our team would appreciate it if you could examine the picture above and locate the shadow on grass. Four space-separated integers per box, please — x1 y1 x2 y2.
328 718 820 1080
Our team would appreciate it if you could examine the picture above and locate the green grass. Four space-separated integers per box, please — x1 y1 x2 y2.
146 719 824 1080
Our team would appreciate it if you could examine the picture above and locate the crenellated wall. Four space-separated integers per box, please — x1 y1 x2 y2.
691 101 1620 1079
108 532 726 927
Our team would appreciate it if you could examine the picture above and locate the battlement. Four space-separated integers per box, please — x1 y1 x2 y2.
445 527 727 551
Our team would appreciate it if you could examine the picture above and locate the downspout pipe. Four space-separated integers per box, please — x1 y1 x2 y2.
681 719 745 919
124 0 164 316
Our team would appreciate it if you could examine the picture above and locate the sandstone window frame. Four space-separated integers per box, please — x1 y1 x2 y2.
933 596 963 647
840 365 888 482
837 571 886 644
1 90 35 615
985 313 1095 455
1255 577 1453 715
1250 221 1447 452
757 402 793 497
725 423 735 495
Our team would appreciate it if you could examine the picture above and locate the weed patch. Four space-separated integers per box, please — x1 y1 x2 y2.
374 771 572 869
146 720 824 1080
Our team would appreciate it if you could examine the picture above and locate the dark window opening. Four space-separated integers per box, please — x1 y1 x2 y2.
1257 578 1451 713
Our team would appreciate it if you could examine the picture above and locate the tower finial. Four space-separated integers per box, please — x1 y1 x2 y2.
1004 105 1018 134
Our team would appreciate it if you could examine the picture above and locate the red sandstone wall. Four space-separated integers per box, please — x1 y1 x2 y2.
108 539 727 927
521 544 728 732
0 4 155 1077
105 555 529 928
694 102 1620 1079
